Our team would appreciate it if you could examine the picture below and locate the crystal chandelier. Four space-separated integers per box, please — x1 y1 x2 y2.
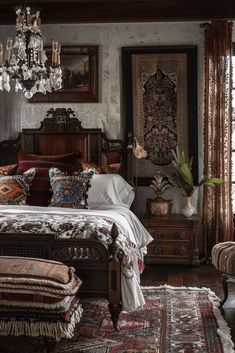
0 6 62 99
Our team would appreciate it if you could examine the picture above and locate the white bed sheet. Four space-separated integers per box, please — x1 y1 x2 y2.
0 204 153 312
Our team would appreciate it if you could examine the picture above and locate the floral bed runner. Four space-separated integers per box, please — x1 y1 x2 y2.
0 212 136 276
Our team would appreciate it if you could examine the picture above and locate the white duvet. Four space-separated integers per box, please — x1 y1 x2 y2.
0 204 153 312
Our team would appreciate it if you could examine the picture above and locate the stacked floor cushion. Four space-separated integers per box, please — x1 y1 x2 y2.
0 256 83 340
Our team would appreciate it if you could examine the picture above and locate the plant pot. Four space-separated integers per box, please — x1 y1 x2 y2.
182 197 194 217
147 198 173 216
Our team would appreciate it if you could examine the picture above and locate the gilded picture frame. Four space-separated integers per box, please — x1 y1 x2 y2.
122 46 198 185
30 45 98 103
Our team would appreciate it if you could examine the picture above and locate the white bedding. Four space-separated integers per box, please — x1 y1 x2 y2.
0 204 153 312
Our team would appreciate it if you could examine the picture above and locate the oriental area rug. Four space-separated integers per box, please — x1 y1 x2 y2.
0 286 234 353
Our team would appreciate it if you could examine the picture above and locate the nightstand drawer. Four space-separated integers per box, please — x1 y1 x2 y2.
148 242 191 257
148 228 191 240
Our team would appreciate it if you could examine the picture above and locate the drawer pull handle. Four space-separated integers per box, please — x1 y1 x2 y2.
176 231 186 240
154 246 163 255
175 247 185 255
154 230 163 238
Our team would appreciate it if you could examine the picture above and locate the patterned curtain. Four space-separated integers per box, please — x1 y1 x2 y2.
203 20 233 258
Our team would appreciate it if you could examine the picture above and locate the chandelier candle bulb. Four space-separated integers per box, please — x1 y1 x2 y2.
0 44 3 65
16 15 22 26
57 52 61 65
6 38 13 49
52 41 59 51
52 51 56 65
38 50 42 62
36 14 41 27
4 49 11 62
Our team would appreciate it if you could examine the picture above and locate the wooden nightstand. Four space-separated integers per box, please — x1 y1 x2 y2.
142 214 200 265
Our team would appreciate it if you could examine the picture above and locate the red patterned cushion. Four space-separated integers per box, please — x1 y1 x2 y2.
0 169 35 205
81 161 121 174
17 151 80 206
0 164 17 176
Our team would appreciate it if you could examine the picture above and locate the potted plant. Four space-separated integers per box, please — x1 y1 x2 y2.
147 171 173 216
167 146 223 217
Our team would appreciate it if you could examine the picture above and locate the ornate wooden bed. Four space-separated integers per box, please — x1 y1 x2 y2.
0 108 131 330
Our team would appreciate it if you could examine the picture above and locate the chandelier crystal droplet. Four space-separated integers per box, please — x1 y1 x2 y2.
0 6 62 99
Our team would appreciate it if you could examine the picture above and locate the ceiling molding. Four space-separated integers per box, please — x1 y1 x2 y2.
0 0 234 25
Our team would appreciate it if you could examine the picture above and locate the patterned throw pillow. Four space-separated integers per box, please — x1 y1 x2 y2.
81 161 121 174
0 164 17 176
49 168 94 209
0 168 36 205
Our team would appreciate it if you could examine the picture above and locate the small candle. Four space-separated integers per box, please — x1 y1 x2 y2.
0 43 3 65
16 15 23 27
52 51 56 65
38 50 42 62
27 14 32 25
36 17 41 27
5 49 11 62
57 52 60 65
52 41 59 52
6 38 13 50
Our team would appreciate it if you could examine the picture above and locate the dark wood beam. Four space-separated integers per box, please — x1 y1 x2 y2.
0 0 234 25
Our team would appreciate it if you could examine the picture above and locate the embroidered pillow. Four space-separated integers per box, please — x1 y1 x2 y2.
17 151 81 207
81 161 121 174
0 168 36 205
49 168 94 209
0 164 17 176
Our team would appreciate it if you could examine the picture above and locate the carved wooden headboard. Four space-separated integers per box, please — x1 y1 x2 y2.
0 108 128 175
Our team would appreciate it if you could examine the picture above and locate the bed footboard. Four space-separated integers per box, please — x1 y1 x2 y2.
0 224 121 329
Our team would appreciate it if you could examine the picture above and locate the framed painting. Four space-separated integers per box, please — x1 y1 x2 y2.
122 46 198 185
30 45 98 103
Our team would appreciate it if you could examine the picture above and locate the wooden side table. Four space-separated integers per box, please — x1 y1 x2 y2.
142 214 200 265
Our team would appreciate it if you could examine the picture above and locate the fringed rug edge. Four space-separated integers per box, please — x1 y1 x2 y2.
141 285 235 353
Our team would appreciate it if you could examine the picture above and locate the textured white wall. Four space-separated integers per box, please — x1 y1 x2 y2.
0 21 234 218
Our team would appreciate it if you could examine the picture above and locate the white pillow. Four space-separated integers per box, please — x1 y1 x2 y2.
87 174 135 208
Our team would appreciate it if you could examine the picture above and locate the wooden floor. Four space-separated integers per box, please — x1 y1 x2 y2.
141 264 235 343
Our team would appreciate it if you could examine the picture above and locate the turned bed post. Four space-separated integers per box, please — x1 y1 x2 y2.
108 223 122 330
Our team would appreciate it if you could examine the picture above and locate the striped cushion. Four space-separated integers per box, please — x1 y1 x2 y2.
0 257 74 285
0 257 82 306
211 242 235 275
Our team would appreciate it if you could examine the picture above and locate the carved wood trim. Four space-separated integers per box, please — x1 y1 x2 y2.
0 109 127 171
